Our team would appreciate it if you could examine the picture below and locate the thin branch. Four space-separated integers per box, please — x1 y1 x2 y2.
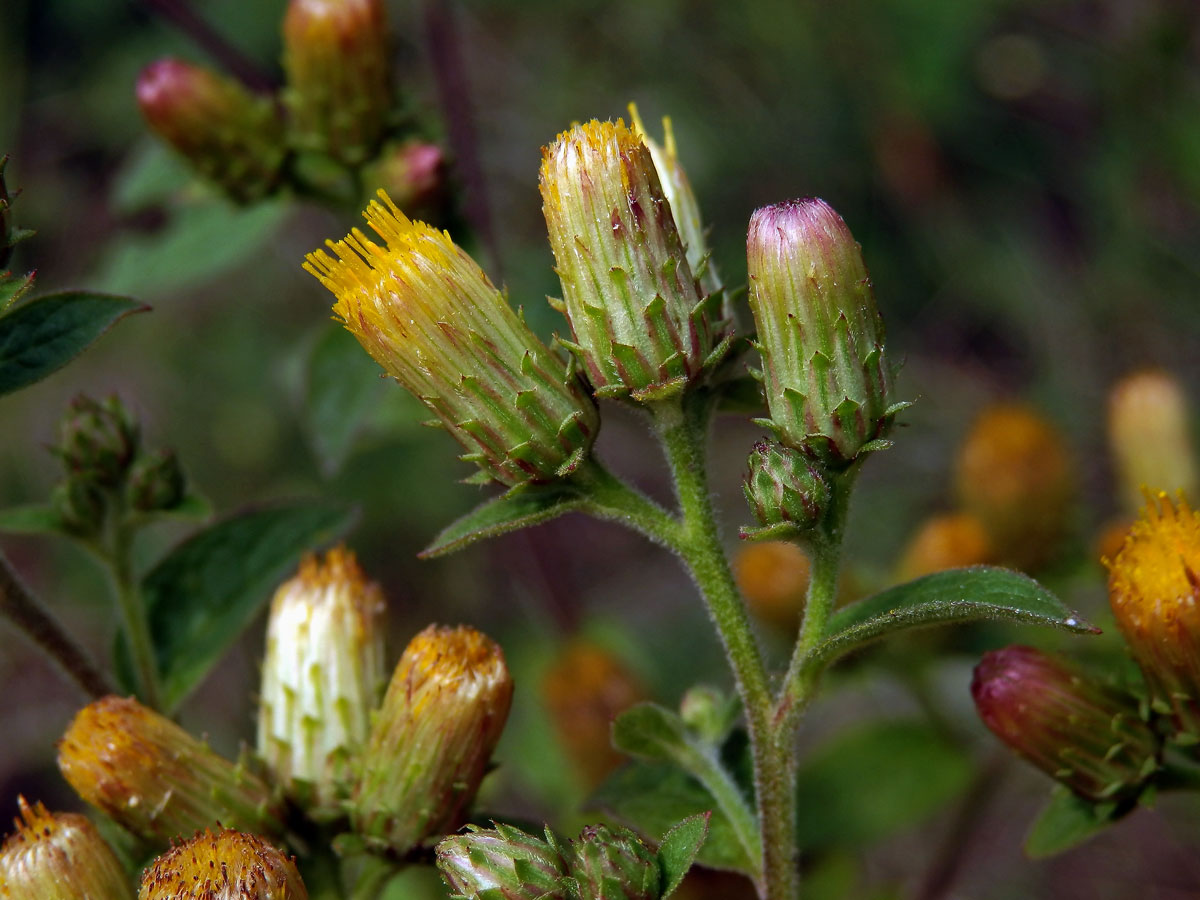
0 550 115 700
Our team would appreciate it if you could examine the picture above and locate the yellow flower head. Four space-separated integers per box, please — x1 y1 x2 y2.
0 797 133 900
305 191 598 486
256 545 386 819
57 696 283 845
539 119 724 402
139 828 307 900
1107 492 1200 737
352 625 513 854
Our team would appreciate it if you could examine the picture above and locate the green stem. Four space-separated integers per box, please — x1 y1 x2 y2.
673 741 763 874
0 550 115 699
107 518 163 710
572 458 684 551
650 397 779 898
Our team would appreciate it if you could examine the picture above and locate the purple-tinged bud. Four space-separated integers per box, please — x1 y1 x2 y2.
138 828 307 900
359 140 446 216
747 199 903 468
282 0 391 165
436 823 568 900
0 797 134 900
972 646 1160 803
567 824 661 900
54 394 140 489
128 449 187 513
540 120 728 403
741 439 830 539
137 58 285 203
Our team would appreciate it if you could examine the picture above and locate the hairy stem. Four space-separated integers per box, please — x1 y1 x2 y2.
107 518 163 710
0 550 114 698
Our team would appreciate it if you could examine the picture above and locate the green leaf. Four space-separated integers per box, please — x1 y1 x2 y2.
304 323 385 476
0 504 64 535
809 566 1097 670
612 703 692 762
1024 787 1119 858
794 720 972 850
657 813 710 898
0 291 148 396
589 763 755 876
420 482 588 558
127 502 355 711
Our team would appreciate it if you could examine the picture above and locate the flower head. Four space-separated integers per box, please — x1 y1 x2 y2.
58 696 284 845
742 438 831 539
305 191 598 486
0 797 133 900
972 646 1159 802
139 828 307 900
136 58 284 203
256 545 386 819
282 0 391 164
352 625 513 854
540 119 726 402
746 198 901 468
1107 492 1200 738
436 823 568 900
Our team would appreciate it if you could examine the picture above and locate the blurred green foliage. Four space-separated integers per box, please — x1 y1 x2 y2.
2 0 1199 896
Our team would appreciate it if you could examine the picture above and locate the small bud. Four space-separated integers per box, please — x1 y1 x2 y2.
55 394 140 488
972 646 1159 802
541 641 647 788
256 545 385 819
352 625 513 854
0 797 134 900
679 685 737 745
282 0 391 165
1108 370 1198 515
57 696 284 845
742 439 830 538
139 828 306 900
359 140 445 217
746 199 902 467
895 512 993 582
436 823 568 900
953 402 1073 570
51 475 107 538
136 58 285 203
540 120 727 402
306 192 599 487
1107 492 1200 739
733 541 810 631
567 824 661 900
128 449 187 513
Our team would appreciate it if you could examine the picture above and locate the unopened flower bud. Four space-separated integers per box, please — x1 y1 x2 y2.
57 696 284 845
540 120 727 403
282 0 391 165
568 824 661 900
306 191 599 487
257 545 385 819
972 646 1159 802
746 199 902 468
1107 492 1200 740
0 797 133 900
733 541 810 631
679 685 736 745
139 828 306 900
1108 370 1197 515
954 402 1072 570
541 641 647 789
359 140 445 216
128 449 187 513
51 475 107 538
352 625 513 854
55 394 139 488
436 823 568 900
895 512 993 582
742 439 830 538
136 58 285 203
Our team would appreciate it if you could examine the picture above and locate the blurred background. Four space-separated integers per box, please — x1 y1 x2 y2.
2 0 1200 897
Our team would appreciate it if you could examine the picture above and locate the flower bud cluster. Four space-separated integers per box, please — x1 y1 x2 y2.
139 828 307 900
49 394 188 539
437 821 665 900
